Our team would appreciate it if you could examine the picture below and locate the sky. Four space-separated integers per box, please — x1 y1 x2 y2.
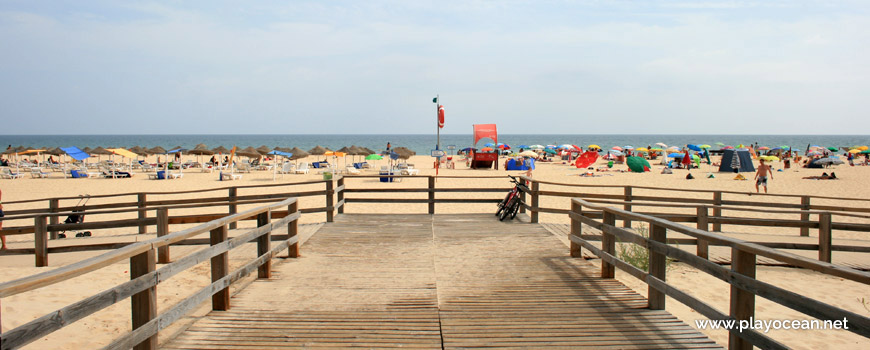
1 0 868 135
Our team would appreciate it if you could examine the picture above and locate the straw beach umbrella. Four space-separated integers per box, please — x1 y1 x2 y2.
256 145 272 155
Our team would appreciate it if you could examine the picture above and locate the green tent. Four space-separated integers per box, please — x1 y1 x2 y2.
626 156 650 173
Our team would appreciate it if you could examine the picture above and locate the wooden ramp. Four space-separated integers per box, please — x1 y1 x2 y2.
163 214 719 349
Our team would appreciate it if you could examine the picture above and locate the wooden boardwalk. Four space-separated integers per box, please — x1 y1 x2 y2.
163 214 719 349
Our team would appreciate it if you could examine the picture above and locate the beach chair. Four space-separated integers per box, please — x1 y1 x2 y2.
280 163 296 174
236 162 252 173
1 167 23 179
167 171 183 179
295 162 310 174
78 166 100 178
30 167 50 178
345 166 361 175
220 172 242 181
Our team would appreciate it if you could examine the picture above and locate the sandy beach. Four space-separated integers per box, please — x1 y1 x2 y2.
1 153 869 349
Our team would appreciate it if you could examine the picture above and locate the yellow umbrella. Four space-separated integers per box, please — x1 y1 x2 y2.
324 151 335 156
700 144 711 149
849 149 861 154
860 146 869 151
760 155 779 161
636 147 649 152
587 144 600 149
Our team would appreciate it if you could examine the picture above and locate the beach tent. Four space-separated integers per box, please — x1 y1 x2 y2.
718 149 755 173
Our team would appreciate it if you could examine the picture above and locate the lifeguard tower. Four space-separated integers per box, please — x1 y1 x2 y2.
470 124 498 169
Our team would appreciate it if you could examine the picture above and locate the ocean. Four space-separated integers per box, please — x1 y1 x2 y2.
1 134 867 155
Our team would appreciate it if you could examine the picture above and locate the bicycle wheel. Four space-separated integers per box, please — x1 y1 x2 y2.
499 197 515 221
496 192 511 216
510 199 521 219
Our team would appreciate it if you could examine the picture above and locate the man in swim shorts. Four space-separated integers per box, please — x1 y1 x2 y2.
755 159 773 193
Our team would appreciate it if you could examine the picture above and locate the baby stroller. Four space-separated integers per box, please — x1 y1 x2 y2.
58 195 91 238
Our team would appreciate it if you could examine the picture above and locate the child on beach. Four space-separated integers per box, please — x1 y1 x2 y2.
755 159 773 193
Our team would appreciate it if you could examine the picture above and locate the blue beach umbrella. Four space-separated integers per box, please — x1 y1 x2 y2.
668 153 684 158
517 145 529 149
484 143 495 147
623 145 634 150
687 144 702 152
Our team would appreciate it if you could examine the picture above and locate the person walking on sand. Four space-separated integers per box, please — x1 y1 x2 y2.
755 159 773 193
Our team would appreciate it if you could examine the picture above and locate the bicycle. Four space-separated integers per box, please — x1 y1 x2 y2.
496 175 528 221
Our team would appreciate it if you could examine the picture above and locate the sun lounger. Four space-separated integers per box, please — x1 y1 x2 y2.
220 172 242 181
345 166 361 175
167 171 183 179
1 167 23 179
30 168 51 178
235 163 252 173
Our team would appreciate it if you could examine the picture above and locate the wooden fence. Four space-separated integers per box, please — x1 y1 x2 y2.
0 179 340 266
0 197 302 350
567 197 870 350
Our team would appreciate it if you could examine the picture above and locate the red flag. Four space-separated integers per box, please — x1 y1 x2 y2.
438 105 445 128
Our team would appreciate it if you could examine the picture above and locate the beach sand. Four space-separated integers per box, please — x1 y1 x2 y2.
1 153 869 349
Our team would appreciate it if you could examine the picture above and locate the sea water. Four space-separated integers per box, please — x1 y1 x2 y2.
0 134 867 155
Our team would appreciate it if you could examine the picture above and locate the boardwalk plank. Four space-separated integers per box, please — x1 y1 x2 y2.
162 214 720 349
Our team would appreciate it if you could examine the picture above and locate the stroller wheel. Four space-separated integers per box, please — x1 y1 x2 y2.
75 232 84 238
83 231 92 237
58 233 66 239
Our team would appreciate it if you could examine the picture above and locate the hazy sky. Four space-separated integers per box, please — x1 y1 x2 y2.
1 1 868 135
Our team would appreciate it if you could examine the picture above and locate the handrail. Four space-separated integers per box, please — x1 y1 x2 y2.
580 198 870 220
0 198 297 298
527 176 870 203
0 197 302 350
568 198 870 349
1 178 333 206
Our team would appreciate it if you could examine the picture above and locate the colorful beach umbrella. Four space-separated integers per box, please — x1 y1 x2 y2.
530 145 544 150
611 146 623 151
519 151 538 158
574 151 599 168
516 145 529 149
587 144 600 150
365 154 382 160
687 144 702 152
626 156 650 173
543 148 557 154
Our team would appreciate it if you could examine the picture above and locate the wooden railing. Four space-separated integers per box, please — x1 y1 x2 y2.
517 176 870 228
567 198 870 350
0 178 342 266
339 175 511 213
0 197 302 350
0 178 338 233
510 176 870 265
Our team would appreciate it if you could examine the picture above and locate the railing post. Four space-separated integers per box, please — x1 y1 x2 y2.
287 201 299 258
428 176 435 214
570 201 582 258
800 196 811 237
49 199 59 240
696 206 709 259
257 211 272 279
156 208 170 264
325 180 334 222
137 193 147 234
34 215 48 267
818 213 832 263
530 180 539 223
228 187 238 230
337 176 345 214
729 248 756 350
712 191 722 232
648 223 667 310
623 186 633 228
601 211 616 278
519 180 526 214
130 248 157 350
210 224 229 311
